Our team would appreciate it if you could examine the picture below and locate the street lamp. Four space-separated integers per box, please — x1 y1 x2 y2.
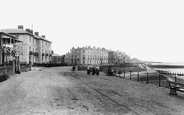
82 56 85 65
100 56 103 65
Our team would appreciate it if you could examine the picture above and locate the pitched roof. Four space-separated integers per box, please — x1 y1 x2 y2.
0 29 32 35
1 29 52 43
33 35 52 43
0 31 18 39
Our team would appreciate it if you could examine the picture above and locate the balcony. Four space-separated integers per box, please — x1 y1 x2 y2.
29 51 33 55
33 52 39 56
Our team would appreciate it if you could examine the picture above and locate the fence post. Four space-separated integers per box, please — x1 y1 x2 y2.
146 72 149 83
137 71 139 81
119 69 120 77
175 75 177 82
130 70 132 79
124 70 125 78
159 73 161 87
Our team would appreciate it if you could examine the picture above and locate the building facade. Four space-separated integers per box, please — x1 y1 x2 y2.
108 50 128 64
70 46 108 65
1 25 52 64
65 52 71 65
51 54 62 63
34 32 52 63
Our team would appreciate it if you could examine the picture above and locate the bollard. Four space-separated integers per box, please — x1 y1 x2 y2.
137 71 139 81
130 70 132 79
159 73 161 87
146 72 149 83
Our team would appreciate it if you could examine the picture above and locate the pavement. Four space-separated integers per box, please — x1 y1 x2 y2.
0 66 184 115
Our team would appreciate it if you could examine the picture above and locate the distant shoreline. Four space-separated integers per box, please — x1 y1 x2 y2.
148 65 184 68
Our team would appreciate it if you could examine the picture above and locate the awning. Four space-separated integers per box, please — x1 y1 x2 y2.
1 35 11 39
15 39 23 43
0 32 17 39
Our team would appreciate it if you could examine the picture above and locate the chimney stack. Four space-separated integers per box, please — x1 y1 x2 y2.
29 30 33 34
35 32 39 36
25 29 33 34
25 29 30 32
18 25 24 29
42 35 45 38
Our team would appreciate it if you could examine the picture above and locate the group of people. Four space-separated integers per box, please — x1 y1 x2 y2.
106 67 116 76
87 65 100 75
72 65 78 72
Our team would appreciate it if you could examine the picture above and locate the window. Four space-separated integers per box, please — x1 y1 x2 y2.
29 36 31 43
83 50 85 53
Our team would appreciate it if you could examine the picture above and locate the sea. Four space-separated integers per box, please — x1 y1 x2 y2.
151 62 184 73
150 62 184 80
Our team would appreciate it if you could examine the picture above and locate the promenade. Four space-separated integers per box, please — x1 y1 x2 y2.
0 66 184 115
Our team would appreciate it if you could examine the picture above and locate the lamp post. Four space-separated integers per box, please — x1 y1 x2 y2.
82 57 85 65
100 57 103 65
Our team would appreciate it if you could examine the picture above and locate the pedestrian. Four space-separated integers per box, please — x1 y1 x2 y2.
87 64 91 75
95 66 100 75
92 66 95 75
72 66 76 72
76 65 78 71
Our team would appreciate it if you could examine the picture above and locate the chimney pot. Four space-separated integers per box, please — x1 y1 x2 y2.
18 25 24 29
35 32 39 36
42 35 45 38
25 29 33 34
25 29 30 32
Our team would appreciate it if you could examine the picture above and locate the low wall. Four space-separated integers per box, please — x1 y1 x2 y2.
0 64 30 77
20 65 30 72
0 66 14 76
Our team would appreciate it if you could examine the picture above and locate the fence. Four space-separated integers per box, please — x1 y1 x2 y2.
114 69 178 88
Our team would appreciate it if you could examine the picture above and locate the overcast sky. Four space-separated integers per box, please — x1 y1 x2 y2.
0 0 184 62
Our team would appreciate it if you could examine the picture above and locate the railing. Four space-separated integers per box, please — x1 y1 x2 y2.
33 52 39 56
29 51 33 55
103 66 177 88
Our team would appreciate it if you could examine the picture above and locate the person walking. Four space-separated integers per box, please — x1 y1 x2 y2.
87 64 91 75
72 66 76 72
95 66 100 75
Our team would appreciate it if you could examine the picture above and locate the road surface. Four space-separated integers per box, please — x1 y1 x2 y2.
0 66 184 115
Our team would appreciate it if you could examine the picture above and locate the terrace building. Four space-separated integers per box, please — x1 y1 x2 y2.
51 54 62 63
70 46 108 65
0 25 52 64
33 32 52 63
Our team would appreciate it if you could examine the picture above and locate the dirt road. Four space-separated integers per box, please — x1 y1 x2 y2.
0 67 184 115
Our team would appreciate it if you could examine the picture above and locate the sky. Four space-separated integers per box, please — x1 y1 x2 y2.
0 0 184 62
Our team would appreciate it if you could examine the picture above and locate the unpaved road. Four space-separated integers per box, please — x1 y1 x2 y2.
0 67 184 115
